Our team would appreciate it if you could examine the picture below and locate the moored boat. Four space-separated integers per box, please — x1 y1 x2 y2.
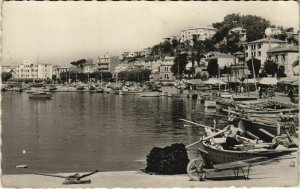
28 92 52 99
140 91 161 97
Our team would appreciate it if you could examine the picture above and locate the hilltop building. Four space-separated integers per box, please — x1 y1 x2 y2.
228 26 247 41
180 26 217 42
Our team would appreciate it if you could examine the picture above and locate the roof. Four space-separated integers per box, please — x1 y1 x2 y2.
206 53 235 59
204 78 226 85
267 45 299 53
232 51 244 55
258 77 278 85
247 38 286 44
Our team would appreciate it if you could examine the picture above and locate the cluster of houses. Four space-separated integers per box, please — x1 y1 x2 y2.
2 26 299 83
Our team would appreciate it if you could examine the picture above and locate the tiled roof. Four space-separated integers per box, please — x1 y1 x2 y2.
267 45 299 53
247 38 286 44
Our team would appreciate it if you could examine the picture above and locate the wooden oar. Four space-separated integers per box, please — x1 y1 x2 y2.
186 126 230 149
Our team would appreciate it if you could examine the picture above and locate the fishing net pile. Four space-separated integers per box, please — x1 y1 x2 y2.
145 143 189 175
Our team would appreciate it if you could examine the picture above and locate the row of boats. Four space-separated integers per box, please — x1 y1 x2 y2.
183 91 298 180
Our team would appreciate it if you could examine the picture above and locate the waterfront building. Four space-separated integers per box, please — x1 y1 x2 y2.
1 65 17 78
267 44 299 78
159 56 175 81
244 38 286 62
97 54 119 73
180 26 216 42
206 52 236 69
53 65 69 78
82 59 98 73
16 60 53 79
228 26 247 41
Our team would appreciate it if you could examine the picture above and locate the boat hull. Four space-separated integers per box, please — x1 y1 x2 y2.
140 92 161 97
201 141 296 164
29 93 52 99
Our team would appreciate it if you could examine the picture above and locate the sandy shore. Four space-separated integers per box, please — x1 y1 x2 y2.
2 155 298 188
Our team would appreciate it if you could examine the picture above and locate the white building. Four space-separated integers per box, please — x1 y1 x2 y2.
16 60 53 79
267 45 299 78
53 65 69 78
180 26 217 42
244 38 286 62
206 53 236 69
159 56 175 81
97 54 119 73
228 26 247 41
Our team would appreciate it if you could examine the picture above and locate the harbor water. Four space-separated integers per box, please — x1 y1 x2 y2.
1 92 227 174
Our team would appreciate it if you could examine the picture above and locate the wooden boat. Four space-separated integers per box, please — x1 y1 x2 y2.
182 119 297 165
140 91 161 97
167 92 182 97
201 140 297 164
29 92 52 99
96 87 104 93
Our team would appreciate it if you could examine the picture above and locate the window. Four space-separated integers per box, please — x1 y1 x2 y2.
275 55 278 62
245 45 248 50
282 54 286 61
245 53 248 57
258 44 261 49
258 51 261 57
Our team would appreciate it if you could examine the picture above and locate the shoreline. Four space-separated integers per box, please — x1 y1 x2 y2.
2 156 298 188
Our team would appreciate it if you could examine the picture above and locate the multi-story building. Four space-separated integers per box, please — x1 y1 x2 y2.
53 65 69 78
97 54 119 73
244 38 286 63
266 44 299 78
159 56 175 81
180 26 217 42
82 59 98 73
228 26 247 41
16 60 53 79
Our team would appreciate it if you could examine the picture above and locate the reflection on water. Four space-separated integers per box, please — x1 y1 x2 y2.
1 92 226 174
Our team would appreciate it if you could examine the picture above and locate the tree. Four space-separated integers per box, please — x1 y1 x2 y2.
246 58 261 77
264 59 278 76
171 53 188 78
277 66 286 77
212 13 272 43
2 72 12 82
70 59 87 70
118 69 151 82
207 59 219 77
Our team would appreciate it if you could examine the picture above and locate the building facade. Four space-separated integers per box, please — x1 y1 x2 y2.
159 56 175 81
97 55 120 73
228 26 247 41
53 65 69 78
244 38 286 62
206 53 236 69
267 45 299 78
180 26 217 42
16 60 53 79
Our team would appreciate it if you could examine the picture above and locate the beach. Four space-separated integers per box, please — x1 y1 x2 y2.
2 154 298 188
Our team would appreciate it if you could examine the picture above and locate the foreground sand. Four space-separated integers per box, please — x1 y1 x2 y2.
2 155 298 188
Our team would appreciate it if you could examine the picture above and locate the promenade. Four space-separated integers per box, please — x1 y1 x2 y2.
2 153 298 188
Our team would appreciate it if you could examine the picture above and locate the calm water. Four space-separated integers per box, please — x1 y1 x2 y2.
1 92 226 174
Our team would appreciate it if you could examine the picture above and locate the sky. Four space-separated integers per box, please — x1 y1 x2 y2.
2 1 299 66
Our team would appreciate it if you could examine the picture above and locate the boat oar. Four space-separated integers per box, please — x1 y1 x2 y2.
186 126 230 149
